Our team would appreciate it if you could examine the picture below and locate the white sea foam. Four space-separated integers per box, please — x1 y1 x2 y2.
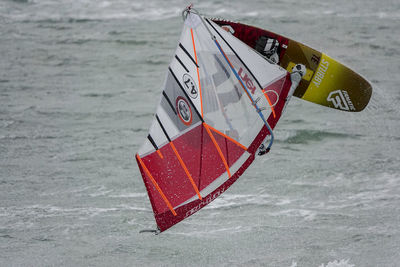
268 208 317 221
204 193 275 210
88 185 114 197
5 0 184 22
108 192 147 198
319 259 355 267
0 204 147 222
1 0 399 265
289 259 355 267
171 225 253 237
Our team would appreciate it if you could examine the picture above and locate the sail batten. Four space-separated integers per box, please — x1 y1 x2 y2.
179 43 199 68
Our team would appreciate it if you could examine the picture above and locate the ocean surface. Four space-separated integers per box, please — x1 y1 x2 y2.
1 0 399 266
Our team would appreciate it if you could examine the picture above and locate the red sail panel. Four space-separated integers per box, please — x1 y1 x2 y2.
137 123 247 215
266 74 292 129
137 74 292 232
154 153 256 232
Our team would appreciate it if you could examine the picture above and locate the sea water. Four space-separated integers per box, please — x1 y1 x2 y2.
1 0 399 266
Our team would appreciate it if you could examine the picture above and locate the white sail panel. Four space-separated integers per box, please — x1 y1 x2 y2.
206 18 287 89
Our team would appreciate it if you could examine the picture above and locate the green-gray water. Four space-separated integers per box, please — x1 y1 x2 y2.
1 0 399 266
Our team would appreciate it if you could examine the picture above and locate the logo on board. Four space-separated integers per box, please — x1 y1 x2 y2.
312 58 329 88
327 90 355 111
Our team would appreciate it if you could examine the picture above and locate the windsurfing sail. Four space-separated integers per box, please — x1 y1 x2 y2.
136 8 294 233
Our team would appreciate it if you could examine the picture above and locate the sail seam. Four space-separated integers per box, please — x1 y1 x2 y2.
203 123 231 178
136 154 176 216
190 28 204 117
206 124 248 151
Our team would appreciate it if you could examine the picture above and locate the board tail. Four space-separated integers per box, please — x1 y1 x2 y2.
292 53 372 112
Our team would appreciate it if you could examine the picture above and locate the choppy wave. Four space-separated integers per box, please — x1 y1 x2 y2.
319 259 355 267
1 0 400 265
290 259 355 267
11 0 387 23
0 204 148 221
170 225 254 237
0 134 59 140
278 129 361 144
5 0 185 22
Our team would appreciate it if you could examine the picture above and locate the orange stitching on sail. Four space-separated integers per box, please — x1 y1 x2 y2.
206 124 248 151
156 149 164 159
190 28 204 117
170 141 202 200
215 42 252 101
136 154 176 216
204 123 231 178
262 90 276 118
